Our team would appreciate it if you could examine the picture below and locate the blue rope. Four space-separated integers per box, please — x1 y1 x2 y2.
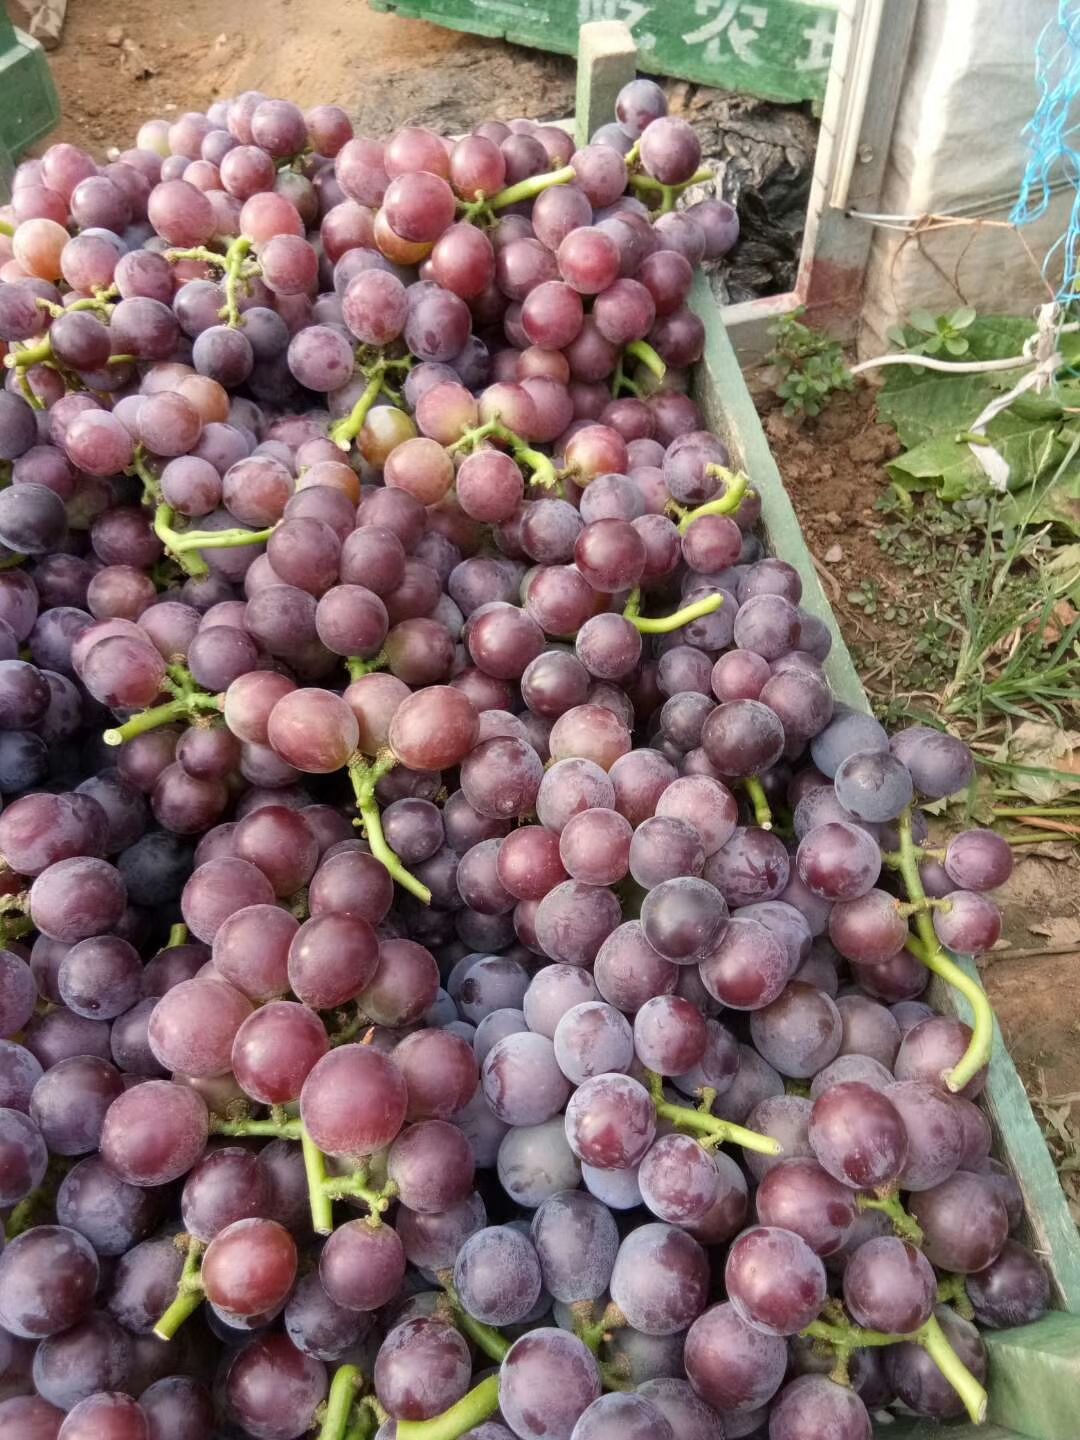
1012 0 1080 302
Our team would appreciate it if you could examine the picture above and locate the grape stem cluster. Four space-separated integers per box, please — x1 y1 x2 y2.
802 1310 987 1425
856 1190 924 1246
103 664 222 747
311 1364 390 1440
893 808 994 1092
153 1115 399 1340
99 667 429 904
668 466 751 534
435 1274 512 1363
130 444 275 579
166 237 260 327
642 1068 782 1156
457 165 576 226
330 352 415 451
622 140 714 216
347 752 433 903
449 415 562 493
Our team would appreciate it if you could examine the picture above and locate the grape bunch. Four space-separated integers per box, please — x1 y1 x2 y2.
0 72 1044 1440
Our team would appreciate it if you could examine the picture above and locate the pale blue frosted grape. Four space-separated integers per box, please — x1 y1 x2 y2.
530 1189 619 1303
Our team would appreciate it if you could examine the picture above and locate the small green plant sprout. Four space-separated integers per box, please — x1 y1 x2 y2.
764 307 853 418
886 308 977 359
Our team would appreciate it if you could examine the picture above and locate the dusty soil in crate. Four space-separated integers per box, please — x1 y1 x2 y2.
17 0 576 153
756 379 1080 1113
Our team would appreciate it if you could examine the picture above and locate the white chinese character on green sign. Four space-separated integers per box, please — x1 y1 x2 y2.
683 1 768 67
577 0 657 50
795 9 835 71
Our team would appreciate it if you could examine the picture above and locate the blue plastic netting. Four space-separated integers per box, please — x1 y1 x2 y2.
1011 1 1080 301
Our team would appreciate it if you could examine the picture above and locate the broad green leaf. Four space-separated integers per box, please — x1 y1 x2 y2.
944 335 969 355
910 310 938 334
886 435 985 500
878 371 1014 447
963 315 1036 360
885 413 1066 502
1011 389 1065 422
949 307 977 330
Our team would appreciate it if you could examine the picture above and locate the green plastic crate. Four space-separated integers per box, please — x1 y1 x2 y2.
370 0 839 107
0 14 60 189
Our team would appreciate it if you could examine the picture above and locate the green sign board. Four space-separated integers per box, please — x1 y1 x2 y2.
370 0 839 106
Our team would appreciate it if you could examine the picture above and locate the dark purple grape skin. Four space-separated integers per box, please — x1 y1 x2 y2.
768 1375 872 1440
965 1239 1050 1328
374 1318 472 1422
683 1301 788 1413
637 1378 725 1440
609 1222 709 1336
843 1235 937 1334
0 1225 100 1338
754 1157 856 1256
499 1328 602 1440
724 1225 827 1336
908 1169 1009 1273
808 1081 908 1190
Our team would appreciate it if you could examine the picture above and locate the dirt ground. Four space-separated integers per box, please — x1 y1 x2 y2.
20 0 577 152
20 0 1080 1158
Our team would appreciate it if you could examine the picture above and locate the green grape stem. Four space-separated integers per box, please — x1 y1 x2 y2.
221 235 254 326
346 651 389 682
318 1365 364 1440
570 1299 628 1355
321 1162 398 1226
801 1312 986 1425
396 1376 501 1440
153 1238 206 1340
896 808 993 1092
743 777 774 831
856 1190 925 1247
610 354 641 398
644 1069 781 1156
449 417 560 492
436 1273 512 1362
302 1128 335 1236
628 166 714 213
674 469 752 534
329 365 387 451
624 339 666 381
459 164 577 223
937 1274 976 1321
621 588 723 635
3 336 52 369
209 1112 304 1140
153 502 273 579
210 1113 393 1230
103 690 222 747
348 754 432 903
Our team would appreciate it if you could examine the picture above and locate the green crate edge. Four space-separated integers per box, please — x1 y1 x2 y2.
0 20 60 165
368 0 835 107
689 270 1080 1440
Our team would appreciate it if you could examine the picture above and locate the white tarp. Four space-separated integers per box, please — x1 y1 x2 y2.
859 0 1070 355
